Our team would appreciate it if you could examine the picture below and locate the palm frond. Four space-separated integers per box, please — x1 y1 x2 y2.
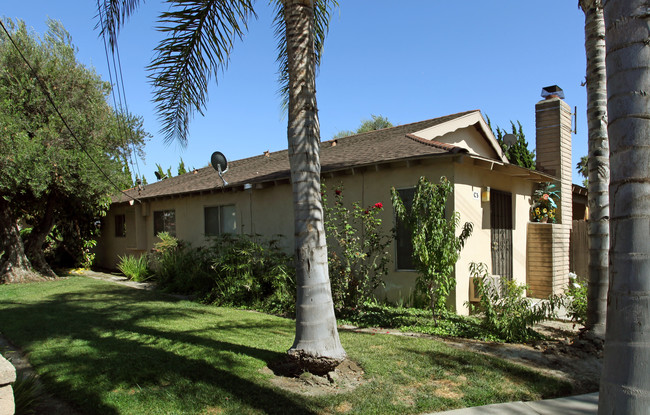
96 0 144 52
273 0 338 110
149 0 256 145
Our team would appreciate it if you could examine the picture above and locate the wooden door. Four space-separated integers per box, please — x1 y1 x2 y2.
490 189 513 280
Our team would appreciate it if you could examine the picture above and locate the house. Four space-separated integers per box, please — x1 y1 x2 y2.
96 87 573 314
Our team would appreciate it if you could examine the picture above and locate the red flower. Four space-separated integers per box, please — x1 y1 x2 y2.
364 209 369 215
335 189 342 195
542 194 549 200
374 202 383 209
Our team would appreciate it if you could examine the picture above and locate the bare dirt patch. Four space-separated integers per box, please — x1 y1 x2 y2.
263 358 366 396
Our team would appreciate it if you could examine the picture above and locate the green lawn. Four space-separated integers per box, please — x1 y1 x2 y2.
0 276 571 414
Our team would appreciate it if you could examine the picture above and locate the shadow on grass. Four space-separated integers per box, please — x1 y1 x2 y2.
410 345 573 404
0 280 319 414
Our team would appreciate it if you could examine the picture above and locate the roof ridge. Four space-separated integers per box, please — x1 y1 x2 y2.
322 110 479 144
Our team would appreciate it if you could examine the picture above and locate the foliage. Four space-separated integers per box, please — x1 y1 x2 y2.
148 233 295 315
564 272 588 326
487 118 536 169
531 182 560 223
391 176 473 317
576 155 589 187
117 254 151 282
322 184 392 312
468 262 561 343
0 276 572 414
12 373 41 415
0 19 147 278
332 114 393 139
204 234 295 315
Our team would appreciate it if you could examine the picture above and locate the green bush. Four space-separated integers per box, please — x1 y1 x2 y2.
469 262 560 342
149 233 296 315
116 254 151 282
204 234 295 315
564 272 587 326
322 184 392 312
13 373 41 415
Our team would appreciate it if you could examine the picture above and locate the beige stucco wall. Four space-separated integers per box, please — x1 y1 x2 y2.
96 155 535 314
452 161 535 313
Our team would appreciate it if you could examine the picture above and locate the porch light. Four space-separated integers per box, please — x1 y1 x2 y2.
481 187 490 203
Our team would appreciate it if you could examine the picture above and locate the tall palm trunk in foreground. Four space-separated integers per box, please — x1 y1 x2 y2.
97 0 345 372
579 0 609 338
599 0 650 412
283 0 346 373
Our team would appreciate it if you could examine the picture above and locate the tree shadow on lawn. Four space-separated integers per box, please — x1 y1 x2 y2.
407 345 573 407
0 282 320 414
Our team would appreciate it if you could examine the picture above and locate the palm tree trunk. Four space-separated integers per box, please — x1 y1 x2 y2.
599 0 650 412
283 0 346 374
580 0 609 338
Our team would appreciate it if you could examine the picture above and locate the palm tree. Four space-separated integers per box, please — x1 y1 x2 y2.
578 0 609 339
599 0 650 412
98 0 345 372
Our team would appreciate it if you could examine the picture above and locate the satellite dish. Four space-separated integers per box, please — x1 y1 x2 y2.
502 133 517 147
210 151 229 186
211 151 228 173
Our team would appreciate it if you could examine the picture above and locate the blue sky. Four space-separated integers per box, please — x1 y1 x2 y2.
3 1 588 184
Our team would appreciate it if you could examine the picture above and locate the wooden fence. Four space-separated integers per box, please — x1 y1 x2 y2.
570 220 588 281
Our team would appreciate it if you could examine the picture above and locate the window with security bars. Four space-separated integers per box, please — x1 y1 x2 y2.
204 205 237 236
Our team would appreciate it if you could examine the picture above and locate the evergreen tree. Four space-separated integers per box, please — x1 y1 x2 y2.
0 19 147 281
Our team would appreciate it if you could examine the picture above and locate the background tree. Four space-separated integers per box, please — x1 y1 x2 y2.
579 0 610 340
99 0 346 373
0 19 147 282
332 114 393 139
391 177 473 318
599 0 650 411
487 118 536 169
576 155 589 186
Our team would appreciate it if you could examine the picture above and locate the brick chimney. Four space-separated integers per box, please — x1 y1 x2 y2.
533 85 573 294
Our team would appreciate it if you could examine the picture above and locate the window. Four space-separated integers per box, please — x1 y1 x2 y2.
395 188 415 270
115 214 126 237
153 210 176 236
204 205 237 236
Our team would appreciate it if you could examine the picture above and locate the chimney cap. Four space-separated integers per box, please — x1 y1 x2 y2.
541 85 565 99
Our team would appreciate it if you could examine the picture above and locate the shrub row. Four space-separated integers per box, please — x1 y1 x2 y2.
117 233 296 316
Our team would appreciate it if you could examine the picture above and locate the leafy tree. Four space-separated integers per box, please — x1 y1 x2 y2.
99 0 346 372
391 177 473 318
491 120 536 169
177 158 187 175
333 114 393 139
599 1 650 410
0 19 147 282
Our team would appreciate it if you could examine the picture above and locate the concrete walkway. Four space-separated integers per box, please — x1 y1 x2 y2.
429 392 598 414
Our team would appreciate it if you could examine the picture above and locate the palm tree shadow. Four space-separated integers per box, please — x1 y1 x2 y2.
0 282 320 415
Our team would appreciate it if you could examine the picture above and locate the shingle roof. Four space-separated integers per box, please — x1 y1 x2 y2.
113 111 479 203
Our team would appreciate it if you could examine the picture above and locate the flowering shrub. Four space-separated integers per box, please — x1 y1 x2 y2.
563 272 587 326
531 182 560 223
323 184 392 312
